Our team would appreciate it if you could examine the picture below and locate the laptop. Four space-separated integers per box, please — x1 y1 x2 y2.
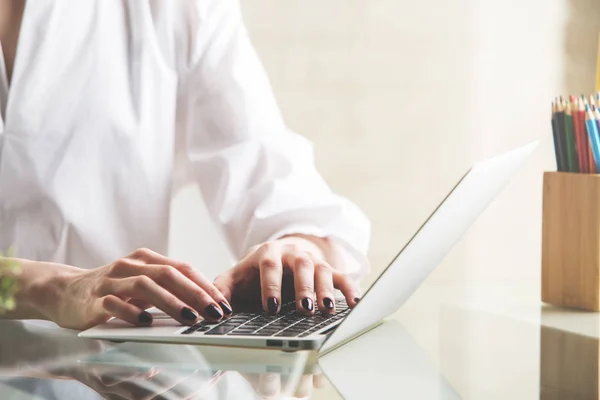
80 141 538 354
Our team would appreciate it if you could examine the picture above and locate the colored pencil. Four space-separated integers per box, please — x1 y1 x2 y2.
551 102 565 171
555 100 567 170
577 98 592 173
586 99 597 173
580 98 591 172
556 100 573 171
572 97 588 172
595 106 600 154
586 104 600 172
564 101 579 172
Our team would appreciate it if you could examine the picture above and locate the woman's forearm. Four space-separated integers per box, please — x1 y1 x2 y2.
0 258 77 321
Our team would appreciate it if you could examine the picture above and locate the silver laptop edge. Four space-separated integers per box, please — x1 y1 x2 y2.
80 141 538 354
319 141 538 353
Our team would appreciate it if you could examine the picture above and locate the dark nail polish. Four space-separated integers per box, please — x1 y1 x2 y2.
301 297 313 312
267 297 279 314
324 298 334 309
181 307 199 322
354 297 361 304
219 301 232 315
138 311 152 324
205 304 224 319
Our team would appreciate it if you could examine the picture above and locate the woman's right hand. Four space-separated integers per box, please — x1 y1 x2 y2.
30 248 232 330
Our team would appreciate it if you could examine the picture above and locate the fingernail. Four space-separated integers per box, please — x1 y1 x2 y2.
324 298 334 309
302 297 313 312
267 297 279 314
181 307 199 322
138 311 152 324
219 301 232 315
205 304 224 319
354 297 361 304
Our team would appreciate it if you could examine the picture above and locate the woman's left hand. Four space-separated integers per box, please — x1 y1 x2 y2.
213 236 361 315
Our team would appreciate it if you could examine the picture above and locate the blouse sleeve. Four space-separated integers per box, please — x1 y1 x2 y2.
175 0 371 277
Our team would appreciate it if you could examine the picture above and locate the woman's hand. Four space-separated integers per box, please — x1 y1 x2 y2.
10 248 232 330
214 235 361 315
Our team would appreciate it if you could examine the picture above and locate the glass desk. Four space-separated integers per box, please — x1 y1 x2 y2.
0 281 597 399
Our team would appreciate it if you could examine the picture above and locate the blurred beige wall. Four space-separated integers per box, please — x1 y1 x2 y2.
169 0 600 292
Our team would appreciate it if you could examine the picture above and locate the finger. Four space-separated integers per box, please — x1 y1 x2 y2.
212 271 234 303
130 250 233 316
257 373 281 399
293 374 313 398
313 373 328 389
128 298 152 310
128 247 168 263
257 245 283 314
283 252 315 316
332 271 361 309
178 266 233 316
100 295 153 326
314 263 336 314
110 263 225 321
101 276 200 325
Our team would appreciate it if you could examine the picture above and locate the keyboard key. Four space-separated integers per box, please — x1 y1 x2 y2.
302 320 321 327
242 323 264 329
282 323 305 330
255 329 280 336
293 323 313 330
232 313 254 318
275 330 299 337
267 323 289 330
205 325 237 335
251 331 275 337
232 328 256 333
181 322 208 334
228 318 250 324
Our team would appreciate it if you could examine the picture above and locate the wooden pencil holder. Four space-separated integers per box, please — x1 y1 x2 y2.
542 171 600 311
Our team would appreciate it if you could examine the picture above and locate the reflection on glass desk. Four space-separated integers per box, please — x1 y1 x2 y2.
2 304 600 399
0 317 457 399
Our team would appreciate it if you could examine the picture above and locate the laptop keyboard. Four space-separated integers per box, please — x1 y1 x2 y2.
181 299 349 338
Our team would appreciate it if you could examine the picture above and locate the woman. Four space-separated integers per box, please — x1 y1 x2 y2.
0 0 370 330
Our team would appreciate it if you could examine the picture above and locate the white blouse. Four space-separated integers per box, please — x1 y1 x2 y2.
0 0 370 275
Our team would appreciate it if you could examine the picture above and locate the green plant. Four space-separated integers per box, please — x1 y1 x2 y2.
0 248 20 313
